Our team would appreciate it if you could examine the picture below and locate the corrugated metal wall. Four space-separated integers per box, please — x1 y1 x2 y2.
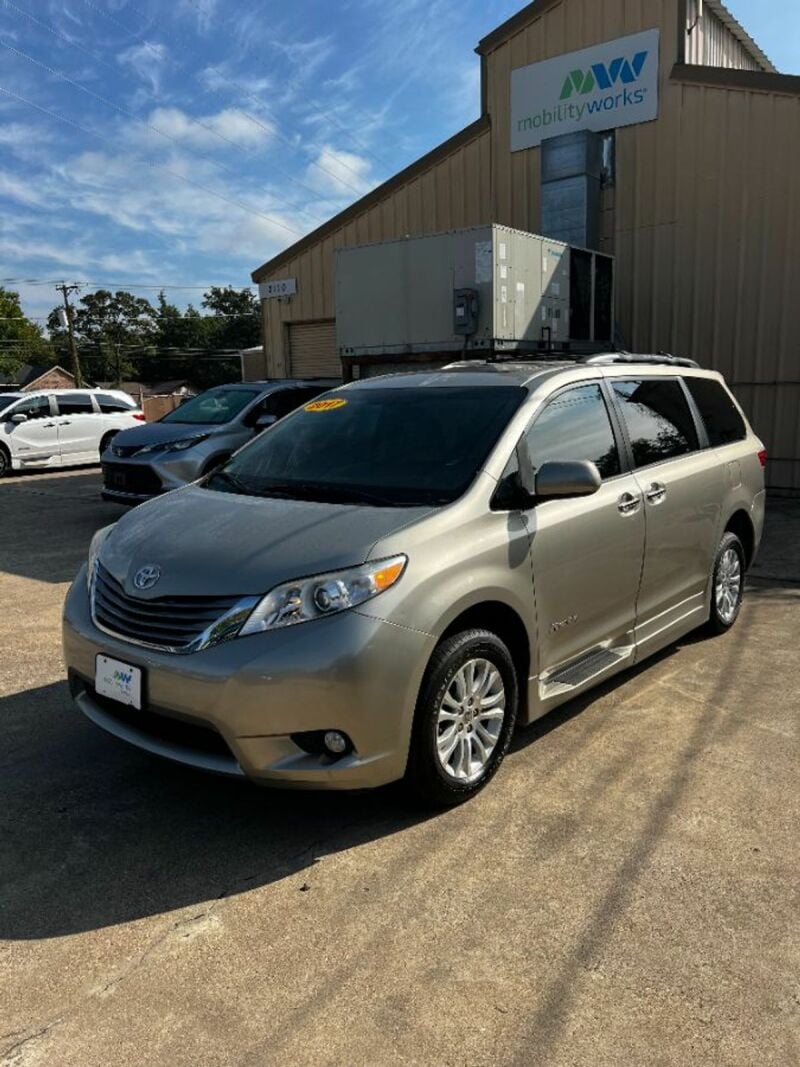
259 127 491 377
685 0 764 71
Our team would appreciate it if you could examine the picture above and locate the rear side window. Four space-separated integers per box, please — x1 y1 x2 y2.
611 379 699 468
97 393 136 413
56 393 96 415
525 384 621 480
684 377 746 446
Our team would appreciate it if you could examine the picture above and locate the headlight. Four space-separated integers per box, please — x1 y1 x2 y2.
239 555 407 636
138 434 210 455
87 525 114 592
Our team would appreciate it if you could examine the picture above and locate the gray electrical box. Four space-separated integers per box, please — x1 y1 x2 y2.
335 224 614 359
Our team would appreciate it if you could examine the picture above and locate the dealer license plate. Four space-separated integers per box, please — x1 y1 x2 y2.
95 655 142 710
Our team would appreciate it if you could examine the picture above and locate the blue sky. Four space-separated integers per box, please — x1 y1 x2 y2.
0 0 796 324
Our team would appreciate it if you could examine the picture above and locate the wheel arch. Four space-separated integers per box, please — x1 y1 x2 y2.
435 601 531 721
724 509 755 569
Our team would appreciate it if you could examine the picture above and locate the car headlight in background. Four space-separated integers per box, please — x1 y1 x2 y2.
86 525 114 592
239 555 407 636
137 434 210 455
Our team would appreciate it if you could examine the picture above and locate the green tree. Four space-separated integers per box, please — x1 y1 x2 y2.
201 286 260 351
47 290 157 383
0 288 53 380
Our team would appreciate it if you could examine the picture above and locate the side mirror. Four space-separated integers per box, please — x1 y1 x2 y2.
10 413 27 424
256 413 277 429
535 460 602 500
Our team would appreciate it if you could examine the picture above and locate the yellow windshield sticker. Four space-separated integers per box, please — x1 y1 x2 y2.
305 398 348 413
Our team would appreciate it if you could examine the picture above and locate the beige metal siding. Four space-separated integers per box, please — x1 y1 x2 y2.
288 321 339 377
685 1 764 71
257 125 491 378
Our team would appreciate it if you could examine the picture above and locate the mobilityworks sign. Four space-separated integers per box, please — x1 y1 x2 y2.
511 29 660 152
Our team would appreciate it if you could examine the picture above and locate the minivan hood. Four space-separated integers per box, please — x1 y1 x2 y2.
112 421 222 450
100 484 432 598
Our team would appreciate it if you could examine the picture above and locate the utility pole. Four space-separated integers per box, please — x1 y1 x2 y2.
55 283 84 387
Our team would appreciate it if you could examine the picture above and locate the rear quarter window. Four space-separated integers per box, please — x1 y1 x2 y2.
684 377 747 446
97 393 136 413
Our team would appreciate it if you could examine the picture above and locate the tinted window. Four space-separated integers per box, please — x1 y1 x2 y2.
612 379 699 468
8 395 51 420
243 388 306 427
56 393 95 415
160 388 261 425
97 393 136 413
0 394 24 416
209 386 526 507
684 377 746 446
525 384 621 480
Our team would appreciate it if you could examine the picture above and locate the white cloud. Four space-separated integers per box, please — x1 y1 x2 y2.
305 145 374 197
131 107 273 151
117 41 169 94
0 171 46 207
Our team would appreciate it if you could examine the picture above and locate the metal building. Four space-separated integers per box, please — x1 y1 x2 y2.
251 0 800 491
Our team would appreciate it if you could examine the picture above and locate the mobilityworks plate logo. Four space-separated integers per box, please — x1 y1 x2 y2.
511 29 660 152
559 51 649 99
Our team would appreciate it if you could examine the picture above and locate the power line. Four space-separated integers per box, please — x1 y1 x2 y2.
76 0 373 198
0 85 305 238
0 11 331 227
0 278 257 289
180 0 393 172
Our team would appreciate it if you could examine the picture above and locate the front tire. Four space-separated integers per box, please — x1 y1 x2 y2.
405 629 518 807
707 531 745 635
0 444 10 478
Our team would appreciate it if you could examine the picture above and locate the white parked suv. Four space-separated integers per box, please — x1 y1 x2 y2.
0 389 145 477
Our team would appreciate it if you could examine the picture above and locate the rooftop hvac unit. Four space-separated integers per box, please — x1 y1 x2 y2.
335 224 614 361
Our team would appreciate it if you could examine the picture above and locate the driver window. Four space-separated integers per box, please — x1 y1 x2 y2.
12 395 52 420
525 384 621 480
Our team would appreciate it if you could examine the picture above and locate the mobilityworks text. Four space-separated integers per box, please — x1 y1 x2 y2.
516 87 648 133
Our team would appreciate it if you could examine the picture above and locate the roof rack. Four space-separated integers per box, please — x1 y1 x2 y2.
579 352 701 369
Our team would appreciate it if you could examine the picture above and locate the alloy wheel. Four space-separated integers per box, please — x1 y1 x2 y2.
716 547 742 624
435 658 506 783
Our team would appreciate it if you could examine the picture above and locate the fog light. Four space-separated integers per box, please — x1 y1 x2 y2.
324 730 348 755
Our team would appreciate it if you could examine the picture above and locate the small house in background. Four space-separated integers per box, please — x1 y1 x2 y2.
0 364 76 393
240 345 264 383
96 379 200 422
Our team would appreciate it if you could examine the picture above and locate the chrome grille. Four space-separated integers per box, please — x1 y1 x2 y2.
92 562 256 652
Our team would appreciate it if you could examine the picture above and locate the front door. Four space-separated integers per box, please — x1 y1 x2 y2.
522 383 646 684
54 393 102 460
4 394 60 465
608 378 723 650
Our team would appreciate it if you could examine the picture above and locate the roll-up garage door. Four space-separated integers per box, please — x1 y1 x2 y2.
288 320 339 377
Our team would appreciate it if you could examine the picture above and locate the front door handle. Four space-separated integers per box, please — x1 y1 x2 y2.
43 422 56 428
617 492 642 515
645 482 667 505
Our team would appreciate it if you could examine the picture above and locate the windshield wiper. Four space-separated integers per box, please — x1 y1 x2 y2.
254 481 406 507
206 469 252 496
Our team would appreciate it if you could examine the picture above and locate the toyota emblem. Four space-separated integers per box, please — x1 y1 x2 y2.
133 564 162 591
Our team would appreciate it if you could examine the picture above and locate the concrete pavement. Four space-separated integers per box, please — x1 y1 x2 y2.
1 468 798 1066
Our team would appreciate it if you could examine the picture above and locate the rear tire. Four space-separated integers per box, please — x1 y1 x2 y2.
202 455 230 477
404 629 518 808
707 531 745 635
0 444 9 478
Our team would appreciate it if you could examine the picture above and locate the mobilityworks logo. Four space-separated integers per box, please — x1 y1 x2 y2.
560 51 649 99
511 29 659 151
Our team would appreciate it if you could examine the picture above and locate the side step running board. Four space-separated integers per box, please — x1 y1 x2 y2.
541 646 631 696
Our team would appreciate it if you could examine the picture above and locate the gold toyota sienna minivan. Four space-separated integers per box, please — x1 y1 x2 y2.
63 356 766 806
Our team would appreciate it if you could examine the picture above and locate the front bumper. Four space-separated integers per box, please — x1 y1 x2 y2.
101 453 205 504
63 569 434 790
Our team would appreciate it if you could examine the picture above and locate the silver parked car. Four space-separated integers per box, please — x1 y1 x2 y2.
64 357 766 806
101 379 338 504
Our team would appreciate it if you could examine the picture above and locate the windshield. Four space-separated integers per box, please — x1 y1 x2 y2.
160 388 260 425
207 386 525 506
0 394 23 416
